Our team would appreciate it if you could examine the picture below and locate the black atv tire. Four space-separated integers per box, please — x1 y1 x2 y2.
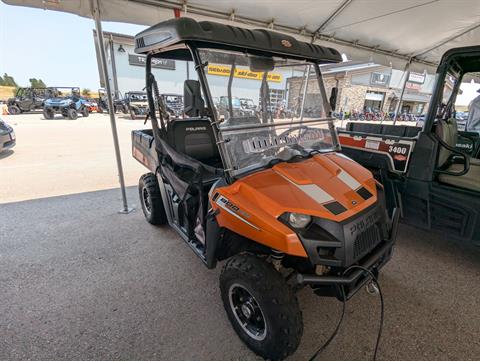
97 106 104 114
82 107 89 118
67 108 78 120
130 109 137 120
8 105 21 115
220 254 303 361
43 108 55 120
139 173 167 225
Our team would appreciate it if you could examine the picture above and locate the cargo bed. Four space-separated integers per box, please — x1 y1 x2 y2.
132 129 158 172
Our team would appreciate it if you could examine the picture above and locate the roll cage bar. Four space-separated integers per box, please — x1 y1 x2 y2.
145 42 339 184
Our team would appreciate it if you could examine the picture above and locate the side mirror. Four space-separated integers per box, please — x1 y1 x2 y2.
329 87 338 112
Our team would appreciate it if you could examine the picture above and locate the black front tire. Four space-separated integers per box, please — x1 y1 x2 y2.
82 107 89 117
43 108 54 119
139 173 167 225
220 254 303 361
8 105 21 115
67 108 78 120
130 108 137 120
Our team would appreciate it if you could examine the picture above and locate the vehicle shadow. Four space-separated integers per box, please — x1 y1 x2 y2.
1 187 479 361
0 149 14 159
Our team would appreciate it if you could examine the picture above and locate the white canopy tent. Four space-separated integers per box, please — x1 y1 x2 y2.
3 0 479 209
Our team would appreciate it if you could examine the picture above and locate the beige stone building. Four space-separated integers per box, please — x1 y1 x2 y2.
287 61 434 116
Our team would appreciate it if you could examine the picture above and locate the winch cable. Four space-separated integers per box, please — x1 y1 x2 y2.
308 265 385 361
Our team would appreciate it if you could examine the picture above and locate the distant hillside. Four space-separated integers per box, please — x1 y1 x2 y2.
0 86 15 101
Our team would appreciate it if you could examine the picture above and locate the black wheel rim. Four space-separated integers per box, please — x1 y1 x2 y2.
142 187 151 214
228 283 267 341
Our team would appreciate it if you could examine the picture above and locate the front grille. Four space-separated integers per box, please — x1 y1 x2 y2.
354 225 381 259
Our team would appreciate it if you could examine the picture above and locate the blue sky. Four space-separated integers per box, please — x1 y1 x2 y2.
0 2 147 89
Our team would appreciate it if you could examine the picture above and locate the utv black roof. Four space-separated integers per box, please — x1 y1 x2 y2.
134 17 342 63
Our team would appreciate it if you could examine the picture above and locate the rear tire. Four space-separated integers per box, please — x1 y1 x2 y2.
82 107 89 117
139 173 167 225
97 106 104 113
67 108 78 120
43 108 54 120
130 108 137 120
220 254 303 361
8 105 21 115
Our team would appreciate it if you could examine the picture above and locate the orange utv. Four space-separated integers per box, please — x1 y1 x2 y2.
132 18 399 361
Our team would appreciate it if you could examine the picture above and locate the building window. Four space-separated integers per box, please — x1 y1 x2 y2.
371 72 390 86
364 91 385 112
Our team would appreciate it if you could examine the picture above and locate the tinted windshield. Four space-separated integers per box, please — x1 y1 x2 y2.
199 49 335 176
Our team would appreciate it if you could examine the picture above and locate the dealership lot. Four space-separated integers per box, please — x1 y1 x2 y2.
0 113 147 203
0 113 479 360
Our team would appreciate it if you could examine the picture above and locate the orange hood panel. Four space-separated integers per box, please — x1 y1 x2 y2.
211 152 378 257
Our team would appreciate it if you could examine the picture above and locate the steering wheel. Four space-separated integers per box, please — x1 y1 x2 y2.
277 124 310 139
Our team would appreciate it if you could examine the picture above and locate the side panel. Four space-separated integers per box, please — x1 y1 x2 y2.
131 129 158 172
338 131 416 173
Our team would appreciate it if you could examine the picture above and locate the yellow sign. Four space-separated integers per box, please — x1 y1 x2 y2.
207 65 282 83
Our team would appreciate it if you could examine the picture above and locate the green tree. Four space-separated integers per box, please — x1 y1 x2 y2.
82 88 91 97
0 75 4 86
29 78 47 88
1 73 17 87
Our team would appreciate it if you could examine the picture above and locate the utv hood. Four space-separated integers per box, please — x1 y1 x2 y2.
227 153 378 222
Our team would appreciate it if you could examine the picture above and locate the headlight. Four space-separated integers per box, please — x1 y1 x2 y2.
288 213 312 229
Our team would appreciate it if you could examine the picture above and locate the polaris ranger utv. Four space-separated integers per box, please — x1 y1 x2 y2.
43 87 89 120
132 18 398 360
338 46 480 246
7 87 48 114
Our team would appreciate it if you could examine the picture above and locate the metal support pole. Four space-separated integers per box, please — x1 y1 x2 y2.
299 65 311 121
393 60 411 124
91 0 133 214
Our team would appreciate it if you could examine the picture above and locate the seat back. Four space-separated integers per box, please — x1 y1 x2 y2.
435 118 458 167
183 80 205 117
166 118 220 165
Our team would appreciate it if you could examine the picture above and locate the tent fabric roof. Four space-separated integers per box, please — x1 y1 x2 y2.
3 0 480 73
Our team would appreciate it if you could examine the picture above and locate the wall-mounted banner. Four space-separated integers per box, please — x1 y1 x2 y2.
128 54 175 70
207 64 282 82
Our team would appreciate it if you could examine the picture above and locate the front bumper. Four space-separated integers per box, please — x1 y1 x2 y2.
0 131 16 151
296 208 399 300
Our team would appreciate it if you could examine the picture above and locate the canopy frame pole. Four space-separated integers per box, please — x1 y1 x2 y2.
412 21 480 58
91 0 133 214
314 0 354 34
393 60 412 125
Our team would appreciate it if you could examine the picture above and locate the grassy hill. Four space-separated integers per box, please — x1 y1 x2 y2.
0 86 15 101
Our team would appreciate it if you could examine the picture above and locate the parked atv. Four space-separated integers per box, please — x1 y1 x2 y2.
7 87 49 114
125 91 149 119
96 88 128 114
132 18 398 361
43 87 89 120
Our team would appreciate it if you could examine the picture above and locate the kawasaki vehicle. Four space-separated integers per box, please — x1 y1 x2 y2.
43 87 89 120
339 46 480 246
7 87 49 114
125 91 149 119
132 18 398 360
161 93 183 117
